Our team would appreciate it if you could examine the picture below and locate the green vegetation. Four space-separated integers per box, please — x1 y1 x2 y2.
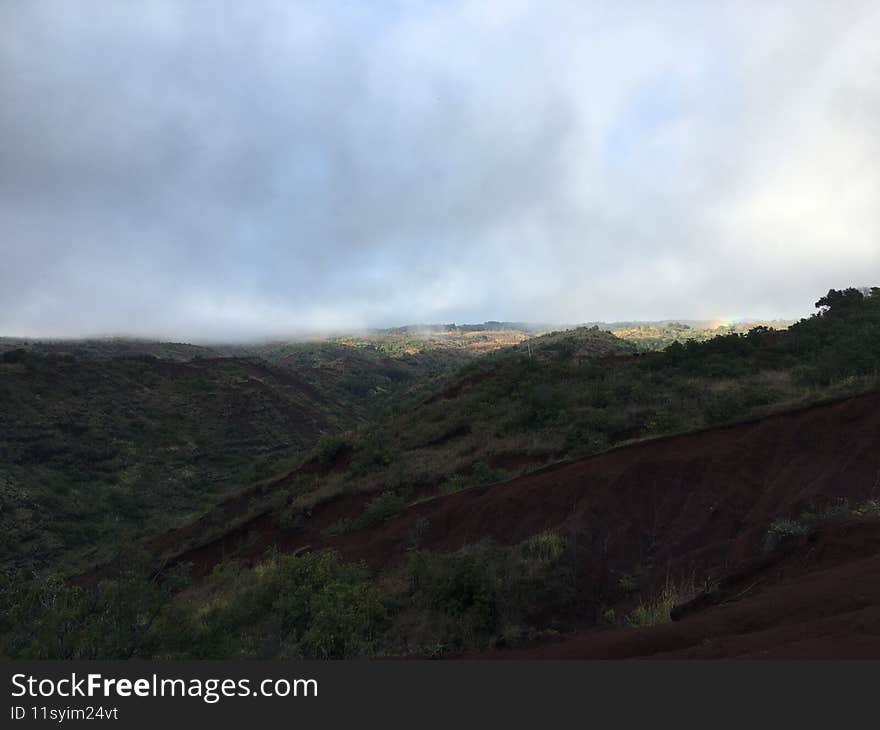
228 339 472 417
1 535 575 659
763 519 813 552
313 434 352 466
217 324 544 421
626 585 690 628
273 289 880 529
272 327 637 515
609 320 793 352
155 550 388 659
440 461 509 495
0 553 187 659
764 497 880 552
328 325 535 358
0 333 477 572
352 491 406 529
0 355 355 572
392 532 575 654
2 287 880 658
0 338 218 362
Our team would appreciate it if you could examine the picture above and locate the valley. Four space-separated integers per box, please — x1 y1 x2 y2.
2 288 879 659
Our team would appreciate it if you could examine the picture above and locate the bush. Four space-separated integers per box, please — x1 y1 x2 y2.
353 491 406 529
160 551 387 659
440 473 469 494
763 518 812 552
854 500 880 517
314 435 351 465
397 533 575 651
0 555 187 659
441 462 507 495
350 439 397 475
763 499 860 553
272 551 388 658
518 382 564 428
626 586 685 627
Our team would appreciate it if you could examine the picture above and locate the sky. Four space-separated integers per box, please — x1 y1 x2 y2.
1 0 879 340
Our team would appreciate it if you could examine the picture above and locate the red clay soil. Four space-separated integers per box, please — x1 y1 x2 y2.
168 491 374 579
159 391 880 656
167 391 879 571
487 520 880 659
321 391 880 577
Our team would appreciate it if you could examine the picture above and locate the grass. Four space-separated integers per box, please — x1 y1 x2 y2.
352 491 407 529
763 498 880 552
626 584 693 628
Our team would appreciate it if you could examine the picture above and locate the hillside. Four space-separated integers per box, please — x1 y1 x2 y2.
162 389 880 575
1 287 879 659
608 319 793 351
0 352 355 571
132 326 641 566
0 337 221 361
7 385 878 659
189 292 875 554
0 326 527 571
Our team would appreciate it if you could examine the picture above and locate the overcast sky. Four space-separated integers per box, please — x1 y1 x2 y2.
1 1 879 340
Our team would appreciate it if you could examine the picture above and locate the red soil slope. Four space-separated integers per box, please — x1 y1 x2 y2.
164 391 880 656
491 519 880 658
325 392 880 574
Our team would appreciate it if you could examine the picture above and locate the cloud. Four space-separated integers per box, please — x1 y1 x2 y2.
1 0 878 339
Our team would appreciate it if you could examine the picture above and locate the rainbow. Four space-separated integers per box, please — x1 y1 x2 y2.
706 317 745 330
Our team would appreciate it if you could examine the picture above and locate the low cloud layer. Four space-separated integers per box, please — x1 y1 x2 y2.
2 1 879 340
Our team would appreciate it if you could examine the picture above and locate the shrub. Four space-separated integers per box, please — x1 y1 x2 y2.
470 460 507 486
799 500 852 527
520 531 566 565
272 551 388 658
397 532 575 651
854 500 880 517
440 473 469 494
763 499 855 552
0 555 187 659
440 462 506 495
626 586 685 628
350 439 397 475
352 491 406 530
160 551 387 659
314 435 351 465
763 518 811 552
519 382 564 428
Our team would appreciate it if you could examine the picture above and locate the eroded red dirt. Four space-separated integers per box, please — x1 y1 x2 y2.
324 392 880 577
159 391 880 656
489 520 880 659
